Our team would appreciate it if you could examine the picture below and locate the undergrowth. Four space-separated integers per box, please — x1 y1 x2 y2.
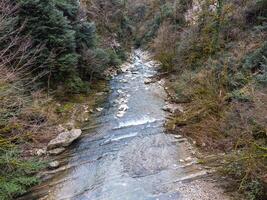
151 0 267 198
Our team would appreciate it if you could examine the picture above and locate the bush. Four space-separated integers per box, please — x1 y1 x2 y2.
0 147 44 200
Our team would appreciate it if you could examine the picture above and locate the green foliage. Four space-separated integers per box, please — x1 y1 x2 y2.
0 147 44 199
245 0 267 25
243 42 267 86
18 0 78 84
160 3 174 19
17 0 119 92
108 49 122 66
75 22 97 50
245 180 265 200
229 89 252 102
65 76 89 93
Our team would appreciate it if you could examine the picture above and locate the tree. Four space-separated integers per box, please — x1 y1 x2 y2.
18 0 79 89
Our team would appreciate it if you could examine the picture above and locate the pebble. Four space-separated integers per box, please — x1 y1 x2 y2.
48 148 66 155
185 157 192 162
36 149 46 156
96 107 103 112
48 161 60 169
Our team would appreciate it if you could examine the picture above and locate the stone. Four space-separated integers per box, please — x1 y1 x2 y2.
96 107 103 112
185 157 192 162
144 78 153 84
162 104 184 114
35 148 46 156
96 92 105 96
118 104 128 112
48 148 66 155
48 161 60 169
174 135 183 139
47 129 82 150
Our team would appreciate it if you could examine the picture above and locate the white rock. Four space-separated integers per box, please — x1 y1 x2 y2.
35 149 46 156
174 135 183 139
47 129 82 150
49 161 60 169
118 104 128 112
116 111 125 118
96 92 105 96
96 107 103 112
48 148 66 155
185 157 192 162
144 78 153 84
162 104 184 114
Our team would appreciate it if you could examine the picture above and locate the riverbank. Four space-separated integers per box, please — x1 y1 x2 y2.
1 78 111 199
158 65 267 199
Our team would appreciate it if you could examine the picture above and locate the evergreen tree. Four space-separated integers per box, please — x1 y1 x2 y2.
18 0 79 88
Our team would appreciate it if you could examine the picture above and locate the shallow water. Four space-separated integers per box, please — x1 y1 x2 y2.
21 50 206 200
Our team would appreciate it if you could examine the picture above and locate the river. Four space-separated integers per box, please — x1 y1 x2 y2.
20 50 228 200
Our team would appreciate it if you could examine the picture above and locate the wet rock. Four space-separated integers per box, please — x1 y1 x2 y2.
117 89 124 94
47 129 82 150
162 104 184 114
174 135 183 139
96 107 103 112
48 147 66 155
120 79 128 83
144 78 152 84
48 161 60 169
116 111 126 118
118 104 128 112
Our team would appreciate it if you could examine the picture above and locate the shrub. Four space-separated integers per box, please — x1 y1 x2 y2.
0 1 45 198
0 147 44 200
243 42 267 86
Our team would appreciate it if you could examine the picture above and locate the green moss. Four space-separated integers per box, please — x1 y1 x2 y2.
56 103 75 114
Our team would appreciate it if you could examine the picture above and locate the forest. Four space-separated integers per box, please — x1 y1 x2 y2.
0 0 266 199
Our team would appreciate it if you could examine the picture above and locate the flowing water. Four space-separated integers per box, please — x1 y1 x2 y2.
21 50 227 200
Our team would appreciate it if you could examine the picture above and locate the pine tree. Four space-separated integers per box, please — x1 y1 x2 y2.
18 0 79 88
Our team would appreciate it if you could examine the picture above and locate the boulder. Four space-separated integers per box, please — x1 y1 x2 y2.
47 129 82 150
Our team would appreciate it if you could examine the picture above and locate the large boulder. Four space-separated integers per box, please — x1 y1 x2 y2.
47 129 82 150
